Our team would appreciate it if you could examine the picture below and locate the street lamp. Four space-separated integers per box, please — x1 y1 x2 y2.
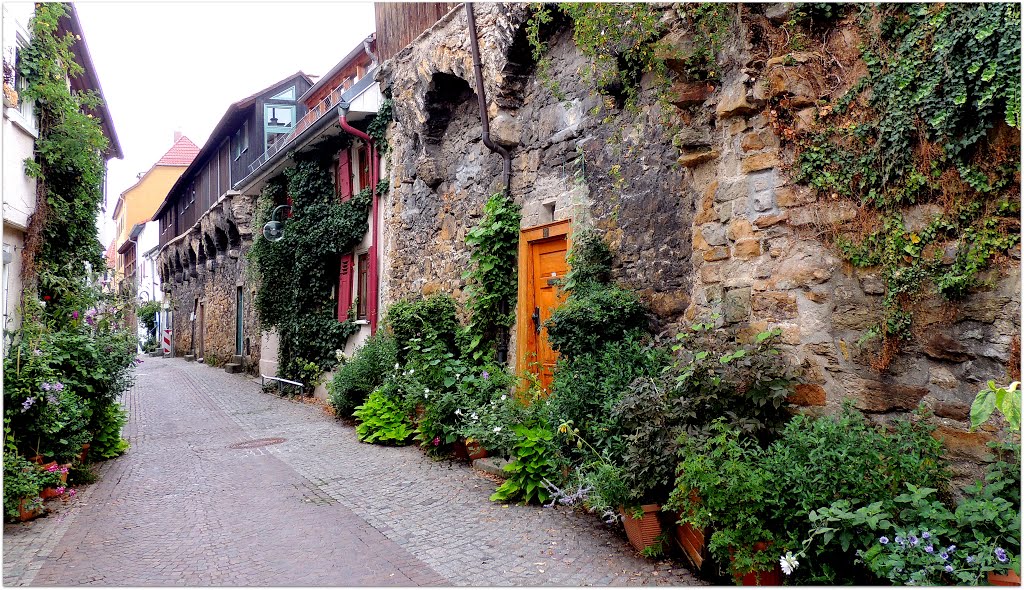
262 205 292 243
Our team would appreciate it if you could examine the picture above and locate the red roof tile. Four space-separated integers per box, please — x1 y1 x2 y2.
105 240 116 267
155 136 200 166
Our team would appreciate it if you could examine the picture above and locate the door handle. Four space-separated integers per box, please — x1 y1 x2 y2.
532 306 541 334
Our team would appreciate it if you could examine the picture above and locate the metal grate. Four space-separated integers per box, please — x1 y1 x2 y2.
228 437 286 449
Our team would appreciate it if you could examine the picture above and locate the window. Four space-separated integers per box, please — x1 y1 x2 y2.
233 121 249 161
356 252 368 320
269 86 295 101
264 104 295 151
13 43 36 130
357 145 370 191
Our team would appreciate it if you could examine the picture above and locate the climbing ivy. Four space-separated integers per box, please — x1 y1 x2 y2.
794 3 1021 365
462 192 521 363
248 138 371 383
19 3 109 299
366 89 393 155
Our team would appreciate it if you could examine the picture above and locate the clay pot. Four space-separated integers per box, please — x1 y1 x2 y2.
988 570 1022 586
16 498 44 522
620 504 663 553
733 541 783 586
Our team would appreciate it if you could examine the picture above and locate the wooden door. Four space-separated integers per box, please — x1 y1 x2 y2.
197 302 205 360
517 220 570 392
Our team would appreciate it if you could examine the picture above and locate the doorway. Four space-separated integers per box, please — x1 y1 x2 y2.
197 301 205 360
516 219 570 392
235 286 244 356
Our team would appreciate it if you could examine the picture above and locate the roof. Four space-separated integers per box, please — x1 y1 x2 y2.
297 34 376 104
105 241 116 268
60 5 123 160
155 136 200 166
152 71 313 220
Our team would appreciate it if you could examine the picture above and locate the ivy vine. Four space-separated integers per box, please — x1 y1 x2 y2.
366 90 393 156
19 3 108 300
793 3 1021 366
462 192 521 363
248 138 371 383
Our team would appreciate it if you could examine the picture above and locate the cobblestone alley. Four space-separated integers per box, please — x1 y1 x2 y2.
3 356 703 586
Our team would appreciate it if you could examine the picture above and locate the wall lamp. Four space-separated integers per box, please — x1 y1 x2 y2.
262 205 292 243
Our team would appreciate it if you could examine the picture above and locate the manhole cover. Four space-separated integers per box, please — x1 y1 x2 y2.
228 437 286 449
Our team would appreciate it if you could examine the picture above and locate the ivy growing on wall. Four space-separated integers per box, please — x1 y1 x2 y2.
248 138 371 383
366 89 393 155
794 3 1021 367
19 3 108 299
463 192 521 363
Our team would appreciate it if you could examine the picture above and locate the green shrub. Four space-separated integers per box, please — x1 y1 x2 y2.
353 384 413 445
3 453 44 518
137 300 161 339
385 294 460 363
545 285 648 359
490 425 560 505
327 332 398 416
90 401 129 460
459 379 546 459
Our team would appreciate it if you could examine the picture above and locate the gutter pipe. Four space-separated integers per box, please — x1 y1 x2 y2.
338 103 380 335
466 2 511 196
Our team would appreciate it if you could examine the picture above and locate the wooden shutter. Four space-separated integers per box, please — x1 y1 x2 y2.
337 253 354 320
338 149 353 201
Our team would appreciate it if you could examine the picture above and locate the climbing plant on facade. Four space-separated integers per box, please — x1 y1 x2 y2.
19 2 108 299
248 138 371 383
463 192 520 363
793 3 1021 367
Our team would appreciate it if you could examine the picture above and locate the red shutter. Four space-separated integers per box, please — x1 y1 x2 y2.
338 149 352 201
337 253 353 320
285 195 294 217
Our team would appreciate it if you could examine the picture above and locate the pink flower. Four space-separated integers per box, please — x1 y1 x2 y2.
432 436 441 446
55 486 65 495
71 310 79 320
46 464 59 472
68 489 77 497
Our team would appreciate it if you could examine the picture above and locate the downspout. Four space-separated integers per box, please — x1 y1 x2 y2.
338 104 380 335
466 2 511 196
466 2 512 366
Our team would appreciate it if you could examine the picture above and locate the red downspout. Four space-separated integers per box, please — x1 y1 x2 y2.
338 110 380 334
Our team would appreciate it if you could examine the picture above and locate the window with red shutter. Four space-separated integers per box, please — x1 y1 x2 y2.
337 149 352 201
338 253 354 320
357 253 369 320
357 145 370 192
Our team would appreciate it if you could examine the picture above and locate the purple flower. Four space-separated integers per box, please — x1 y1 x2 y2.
68 489 77 497
46 393 59 405
55 486 65 495
909 535 919 546
944 565 954 573
86 316 95 326
432 436 440 447
53 382 64 392
922 531 931 540
879 536 890 545
947 545 956 553
895 536 905 546
925 545 934 554
966 555 975 564
481 371 489 380
32 349 42 356
41 382 52 391
940 551 949 560
995 548 1008 563
71 310 79 320
21 397 35 412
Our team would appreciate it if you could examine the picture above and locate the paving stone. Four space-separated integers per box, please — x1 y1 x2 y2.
4 357 704 586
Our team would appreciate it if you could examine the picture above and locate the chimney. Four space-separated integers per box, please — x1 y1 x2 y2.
173 129 182 142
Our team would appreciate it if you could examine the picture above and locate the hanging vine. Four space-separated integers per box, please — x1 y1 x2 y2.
248 137 371 383
792 3 1020 367
18 3 109 301
462 192 521 363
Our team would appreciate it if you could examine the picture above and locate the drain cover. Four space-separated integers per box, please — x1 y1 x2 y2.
228 437 286 449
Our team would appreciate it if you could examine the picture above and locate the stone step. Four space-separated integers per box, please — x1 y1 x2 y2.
184 354 196 362
231 355 243 365
472 457 509 479
224 363 243 374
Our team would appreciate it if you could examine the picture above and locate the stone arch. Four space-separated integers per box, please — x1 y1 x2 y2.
495 16 538 110
196 236 208 265
214 226 229 255
422 72 475 145
173 250 184 283
226 219 241 251
187 243 198 278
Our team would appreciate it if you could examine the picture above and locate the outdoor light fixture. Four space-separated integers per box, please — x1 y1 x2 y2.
262 205 292 243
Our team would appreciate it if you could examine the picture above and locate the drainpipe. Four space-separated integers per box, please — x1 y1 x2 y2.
338 103 380 335
467 2 512 366
466 2 511 196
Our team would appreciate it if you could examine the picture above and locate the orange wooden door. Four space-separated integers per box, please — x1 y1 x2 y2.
518 220 570 392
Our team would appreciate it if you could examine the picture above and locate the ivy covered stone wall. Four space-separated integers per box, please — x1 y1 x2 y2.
377 3 1021 482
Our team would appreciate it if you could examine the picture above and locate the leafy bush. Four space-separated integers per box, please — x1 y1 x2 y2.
353 385 413 445
3 453 44 518
137 300 161 339
90 401 129 460
490 425 560 505
545 285 648 359
459 379 545 459
668 408 949 582
327 332 398 416
385 294 460 364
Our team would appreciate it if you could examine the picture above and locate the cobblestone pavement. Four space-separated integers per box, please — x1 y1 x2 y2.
4 356 703 586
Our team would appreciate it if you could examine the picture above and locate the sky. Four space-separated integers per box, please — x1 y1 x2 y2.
71 1 376 247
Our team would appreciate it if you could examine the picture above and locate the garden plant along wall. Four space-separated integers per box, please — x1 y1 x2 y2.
377 3 1020 486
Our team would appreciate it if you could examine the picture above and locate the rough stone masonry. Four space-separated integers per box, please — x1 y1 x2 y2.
376 3 1021 485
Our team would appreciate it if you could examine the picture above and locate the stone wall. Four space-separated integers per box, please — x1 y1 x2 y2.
376 3 1021 481
157 192 261 371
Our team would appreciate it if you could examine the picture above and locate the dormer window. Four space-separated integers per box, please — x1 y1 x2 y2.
233 120 249 161
264 104 295 150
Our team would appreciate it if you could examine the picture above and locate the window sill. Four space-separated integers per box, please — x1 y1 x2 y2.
4 107 38 138
354 319 369 326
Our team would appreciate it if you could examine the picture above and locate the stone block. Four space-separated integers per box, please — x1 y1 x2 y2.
775 186 815 207
742 152 779 173
704 246 730 262
727 218 755 242
934 401 970 422
473 457 509 478
490 113 522 147
700 263 723 284
932 426 994 462
716 76 764 118
700 223 728 246
733 239 762 259
850 379 929 413
929 366 959 390
678 150 719 168
922 332 973 362
752 291 797 320
723 287 751 323
751 190 775 212
765 52 824 108
753 211 789 228
788 383 826 406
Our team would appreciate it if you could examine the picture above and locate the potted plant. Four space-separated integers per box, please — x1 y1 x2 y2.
3 453 62 522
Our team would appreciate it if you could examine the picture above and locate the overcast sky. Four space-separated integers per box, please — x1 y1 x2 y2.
72 1 375 246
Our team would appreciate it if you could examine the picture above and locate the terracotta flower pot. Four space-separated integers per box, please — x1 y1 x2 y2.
674 518 709 570
465 439 488 460
988 570 1022 586
620 504 663 553
78 443 91 463
733 541 783 586
40 465 70 500
16 498 44 522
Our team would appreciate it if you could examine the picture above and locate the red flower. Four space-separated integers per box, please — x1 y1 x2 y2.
43 295 51 301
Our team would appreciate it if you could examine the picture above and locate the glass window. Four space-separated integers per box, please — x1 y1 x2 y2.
233 121 249 161
269 86 295 101
356 253 368 320
265 105 294 128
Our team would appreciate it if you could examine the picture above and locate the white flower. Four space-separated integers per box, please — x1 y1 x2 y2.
780 552 799 576
409 368 414 375
493 426 502 433
394 363 400 370
455 408 462 416
500 394 507 401
471 413 479 421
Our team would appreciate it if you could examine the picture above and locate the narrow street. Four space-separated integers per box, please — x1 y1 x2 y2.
4 357 702 586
